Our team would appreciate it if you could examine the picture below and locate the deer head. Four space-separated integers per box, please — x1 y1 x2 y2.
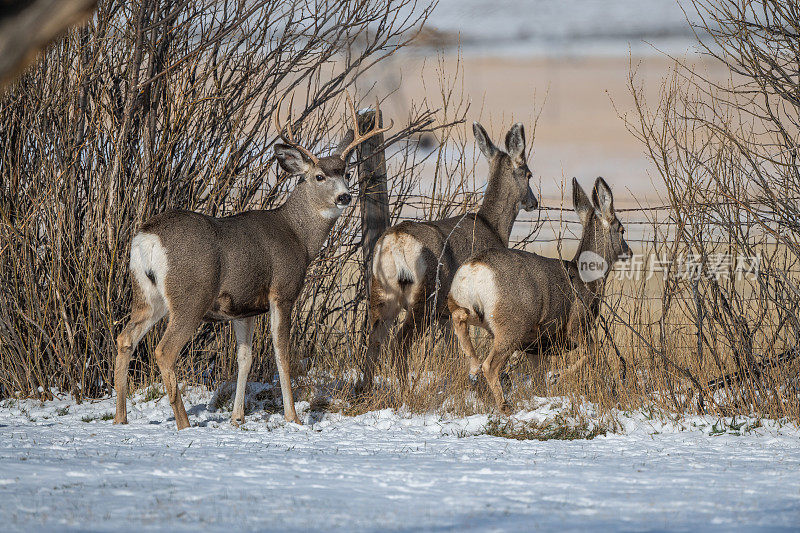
473 122 538 213
573 177 631 269
273 92 392 219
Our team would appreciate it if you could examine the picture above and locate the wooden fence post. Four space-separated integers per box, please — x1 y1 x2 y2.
356 108 390 299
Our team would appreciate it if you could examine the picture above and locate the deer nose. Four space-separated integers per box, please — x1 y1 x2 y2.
336 193 352 206
524 188 538 211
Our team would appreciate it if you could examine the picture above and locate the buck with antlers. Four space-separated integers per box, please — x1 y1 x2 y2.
447 177 631 413
362 122 538 391
114 93 391 429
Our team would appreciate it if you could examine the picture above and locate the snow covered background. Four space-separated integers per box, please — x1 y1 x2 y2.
425 0 702 56
1 386 799 531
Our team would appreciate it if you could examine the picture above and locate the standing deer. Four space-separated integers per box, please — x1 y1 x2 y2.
114 94 391 429
447 177 631 413
363 122 538 391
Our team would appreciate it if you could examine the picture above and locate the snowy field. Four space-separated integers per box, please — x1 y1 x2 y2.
1 387 799 532
426 0 700 57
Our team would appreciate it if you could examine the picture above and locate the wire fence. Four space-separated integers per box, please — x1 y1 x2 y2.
325 191 793 325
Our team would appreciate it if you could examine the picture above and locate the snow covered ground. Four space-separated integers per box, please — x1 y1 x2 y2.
1 386 799 532
425 0 701 57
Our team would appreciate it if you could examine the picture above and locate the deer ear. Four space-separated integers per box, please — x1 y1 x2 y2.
336 129 356 162
592 177 615 220
275 144 310 175
572 177 593 226
473 122 498 159
505 122 525 162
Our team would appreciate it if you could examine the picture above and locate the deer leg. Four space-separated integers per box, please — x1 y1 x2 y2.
554 307 595 383
563 352 589 378
154 314 199 430
270 298 301 424
481 338 516 415
363 316 391 394
114 294 165 425
362 278 400 394
364 313 390 391
436 315 458 354
555 315 596 384
559 339 595 381
231 317 255 426
394 306 424 391
451 307 482 384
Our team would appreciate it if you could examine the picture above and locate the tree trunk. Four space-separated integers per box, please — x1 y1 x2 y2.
0 0 98 89
356 108 389 298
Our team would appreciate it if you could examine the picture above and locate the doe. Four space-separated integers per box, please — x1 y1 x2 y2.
447 177 631 413
364 122 538 391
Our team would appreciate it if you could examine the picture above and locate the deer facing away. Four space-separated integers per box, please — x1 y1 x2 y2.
114 94 391 429
447 177 631 413
363 122 538 391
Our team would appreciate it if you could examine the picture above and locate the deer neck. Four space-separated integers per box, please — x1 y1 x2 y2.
572 222 615 297
277 183 338 262
477 167 518 247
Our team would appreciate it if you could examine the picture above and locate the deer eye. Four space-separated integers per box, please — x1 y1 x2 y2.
316 174 326 182
345 172 352 180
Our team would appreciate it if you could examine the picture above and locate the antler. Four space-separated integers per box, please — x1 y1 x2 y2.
339 91 394 161
274 93 319 166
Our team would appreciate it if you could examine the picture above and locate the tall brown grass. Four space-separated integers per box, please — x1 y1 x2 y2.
1 0 798 425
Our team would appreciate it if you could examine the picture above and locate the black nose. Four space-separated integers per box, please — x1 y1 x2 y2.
336 193 352 205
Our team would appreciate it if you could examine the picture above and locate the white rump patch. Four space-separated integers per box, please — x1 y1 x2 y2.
130 232 169 313
372 233 426 306
450 262 499 327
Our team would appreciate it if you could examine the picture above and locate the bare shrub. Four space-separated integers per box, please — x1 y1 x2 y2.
2 0 797 427
0 0 437 401
620 0 800 420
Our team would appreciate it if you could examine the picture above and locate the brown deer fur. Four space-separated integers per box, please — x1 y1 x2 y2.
114 98 389 429
447 177 631 413
363 122 538 390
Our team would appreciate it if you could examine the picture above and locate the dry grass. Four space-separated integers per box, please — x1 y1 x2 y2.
1 0 798 428
481 416 608 441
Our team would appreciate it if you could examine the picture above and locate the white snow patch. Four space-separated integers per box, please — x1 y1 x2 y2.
0 388 798 531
